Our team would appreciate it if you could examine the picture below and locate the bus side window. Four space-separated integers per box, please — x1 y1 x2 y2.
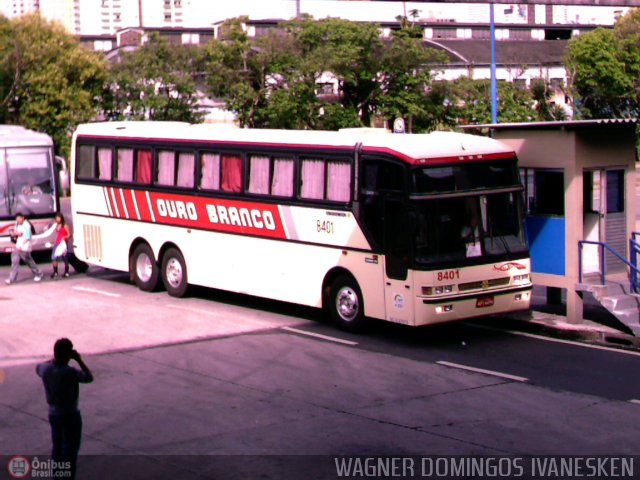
97 148 112 181
361 160 406 248
271 158 294 197
116 148 134 183
157 150 176 186
327 161 351 202
200 152 220 190
221 155 242 193
76 145 96 179
248 155 270 195
177 152 195 188
300 158 325 200
136 149 152 184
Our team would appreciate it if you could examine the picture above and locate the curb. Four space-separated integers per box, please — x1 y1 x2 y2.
489 311 640 351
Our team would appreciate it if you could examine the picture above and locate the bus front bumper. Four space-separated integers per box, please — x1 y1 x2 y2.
413 285 533 327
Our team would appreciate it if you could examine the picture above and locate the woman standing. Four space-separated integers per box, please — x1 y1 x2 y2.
51 212 71 279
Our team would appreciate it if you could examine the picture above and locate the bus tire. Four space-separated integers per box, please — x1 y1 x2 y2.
161 247 189 297
328 275 366 332
131 243 160 292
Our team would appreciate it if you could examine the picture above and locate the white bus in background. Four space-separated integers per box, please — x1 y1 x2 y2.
70 122 532 331
0 125 68 253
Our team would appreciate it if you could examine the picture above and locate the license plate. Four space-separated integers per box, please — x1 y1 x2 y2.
476 296 494 308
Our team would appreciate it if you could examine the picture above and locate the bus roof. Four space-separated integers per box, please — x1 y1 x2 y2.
74 121 515 165
0 125 54 148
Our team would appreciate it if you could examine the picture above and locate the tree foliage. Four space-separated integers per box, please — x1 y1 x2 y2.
104 33 203 123
203 16 446 131
0 14 107 156
378 27 447 131
421 77 535 130
566 10 640 118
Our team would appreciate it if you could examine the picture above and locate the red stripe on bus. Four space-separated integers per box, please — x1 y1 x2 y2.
104 187 115 217
102 187 112 217
100 187 286 238
111 187 124 218
134 190 152 222
134 191 287 239
121 189 136 220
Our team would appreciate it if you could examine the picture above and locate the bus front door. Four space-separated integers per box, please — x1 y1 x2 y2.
383 198 414 325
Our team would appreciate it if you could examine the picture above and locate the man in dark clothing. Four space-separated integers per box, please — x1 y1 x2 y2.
36 338 93 480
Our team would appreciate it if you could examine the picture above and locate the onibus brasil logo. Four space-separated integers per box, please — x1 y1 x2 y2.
7 456 72 478
7 456 30 479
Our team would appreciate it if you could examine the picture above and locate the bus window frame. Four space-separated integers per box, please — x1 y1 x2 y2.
74 137 357 208
298 154 354 204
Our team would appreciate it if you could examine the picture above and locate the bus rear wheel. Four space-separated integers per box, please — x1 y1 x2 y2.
161 247 188 297
131 243 159 292
328 275 366 332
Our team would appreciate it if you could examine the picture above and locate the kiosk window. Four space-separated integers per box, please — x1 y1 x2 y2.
520 168 564 216
607 170 624 213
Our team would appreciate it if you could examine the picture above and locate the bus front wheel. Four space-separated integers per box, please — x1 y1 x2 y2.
328 275 366 332
161 248 189 297
131 243 160 292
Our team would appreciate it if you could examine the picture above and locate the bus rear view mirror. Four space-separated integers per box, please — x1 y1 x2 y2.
56 156 69 196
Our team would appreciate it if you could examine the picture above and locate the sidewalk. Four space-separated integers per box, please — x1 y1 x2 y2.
493 287 640 350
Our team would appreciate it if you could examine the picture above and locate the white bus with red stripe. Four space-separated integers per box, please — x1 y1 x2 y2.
0 125 68 253
70 122 532 331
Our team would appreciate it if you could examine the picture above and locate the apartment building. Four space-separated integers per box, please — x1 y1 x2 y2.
0 0 39 17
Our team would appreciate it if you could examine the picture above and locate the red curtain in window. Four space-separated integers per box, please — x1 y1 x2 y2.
221 155 242 192
137 150 152 184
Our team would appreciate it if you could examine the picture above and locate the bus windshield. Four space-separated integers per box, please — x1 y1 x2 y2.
1 147 55 217
413 193 527 266
411 148 528 268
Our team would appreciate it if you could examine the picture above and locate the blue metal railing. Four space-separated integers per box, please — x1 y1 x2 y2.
578 237 640 293
631 232 640 291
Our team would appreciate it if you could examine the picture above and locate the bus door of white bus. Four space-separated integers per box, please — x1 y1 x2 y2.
383 198 414 325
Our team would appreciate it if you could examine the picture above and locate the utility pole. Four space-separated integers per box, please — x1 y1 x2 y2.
490 2 497 124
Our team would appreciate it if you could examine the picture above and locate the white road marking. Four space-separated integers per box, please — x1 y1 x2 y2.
436 360 528 382
629 399 640 405
466 322 640 358
72 286 121 298
281 326 358 346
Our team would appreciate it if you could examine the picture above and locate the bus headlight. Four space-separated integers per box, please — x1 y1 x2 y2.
435 304 453 313
423 285 454 295
513 274 530 285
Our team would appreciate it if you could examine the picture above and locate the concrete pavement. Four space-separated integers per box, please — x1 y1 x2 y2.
3 326 640 479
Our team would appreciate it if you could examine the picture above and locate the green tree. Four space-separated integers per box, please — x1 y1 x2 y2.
203 17 284 128
203 16 378 129
531 79 567 121
278 16 383 128
104 33 203 123
0 14 107 157
422 77 534 129
565 10 640 118
377 27 447 132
